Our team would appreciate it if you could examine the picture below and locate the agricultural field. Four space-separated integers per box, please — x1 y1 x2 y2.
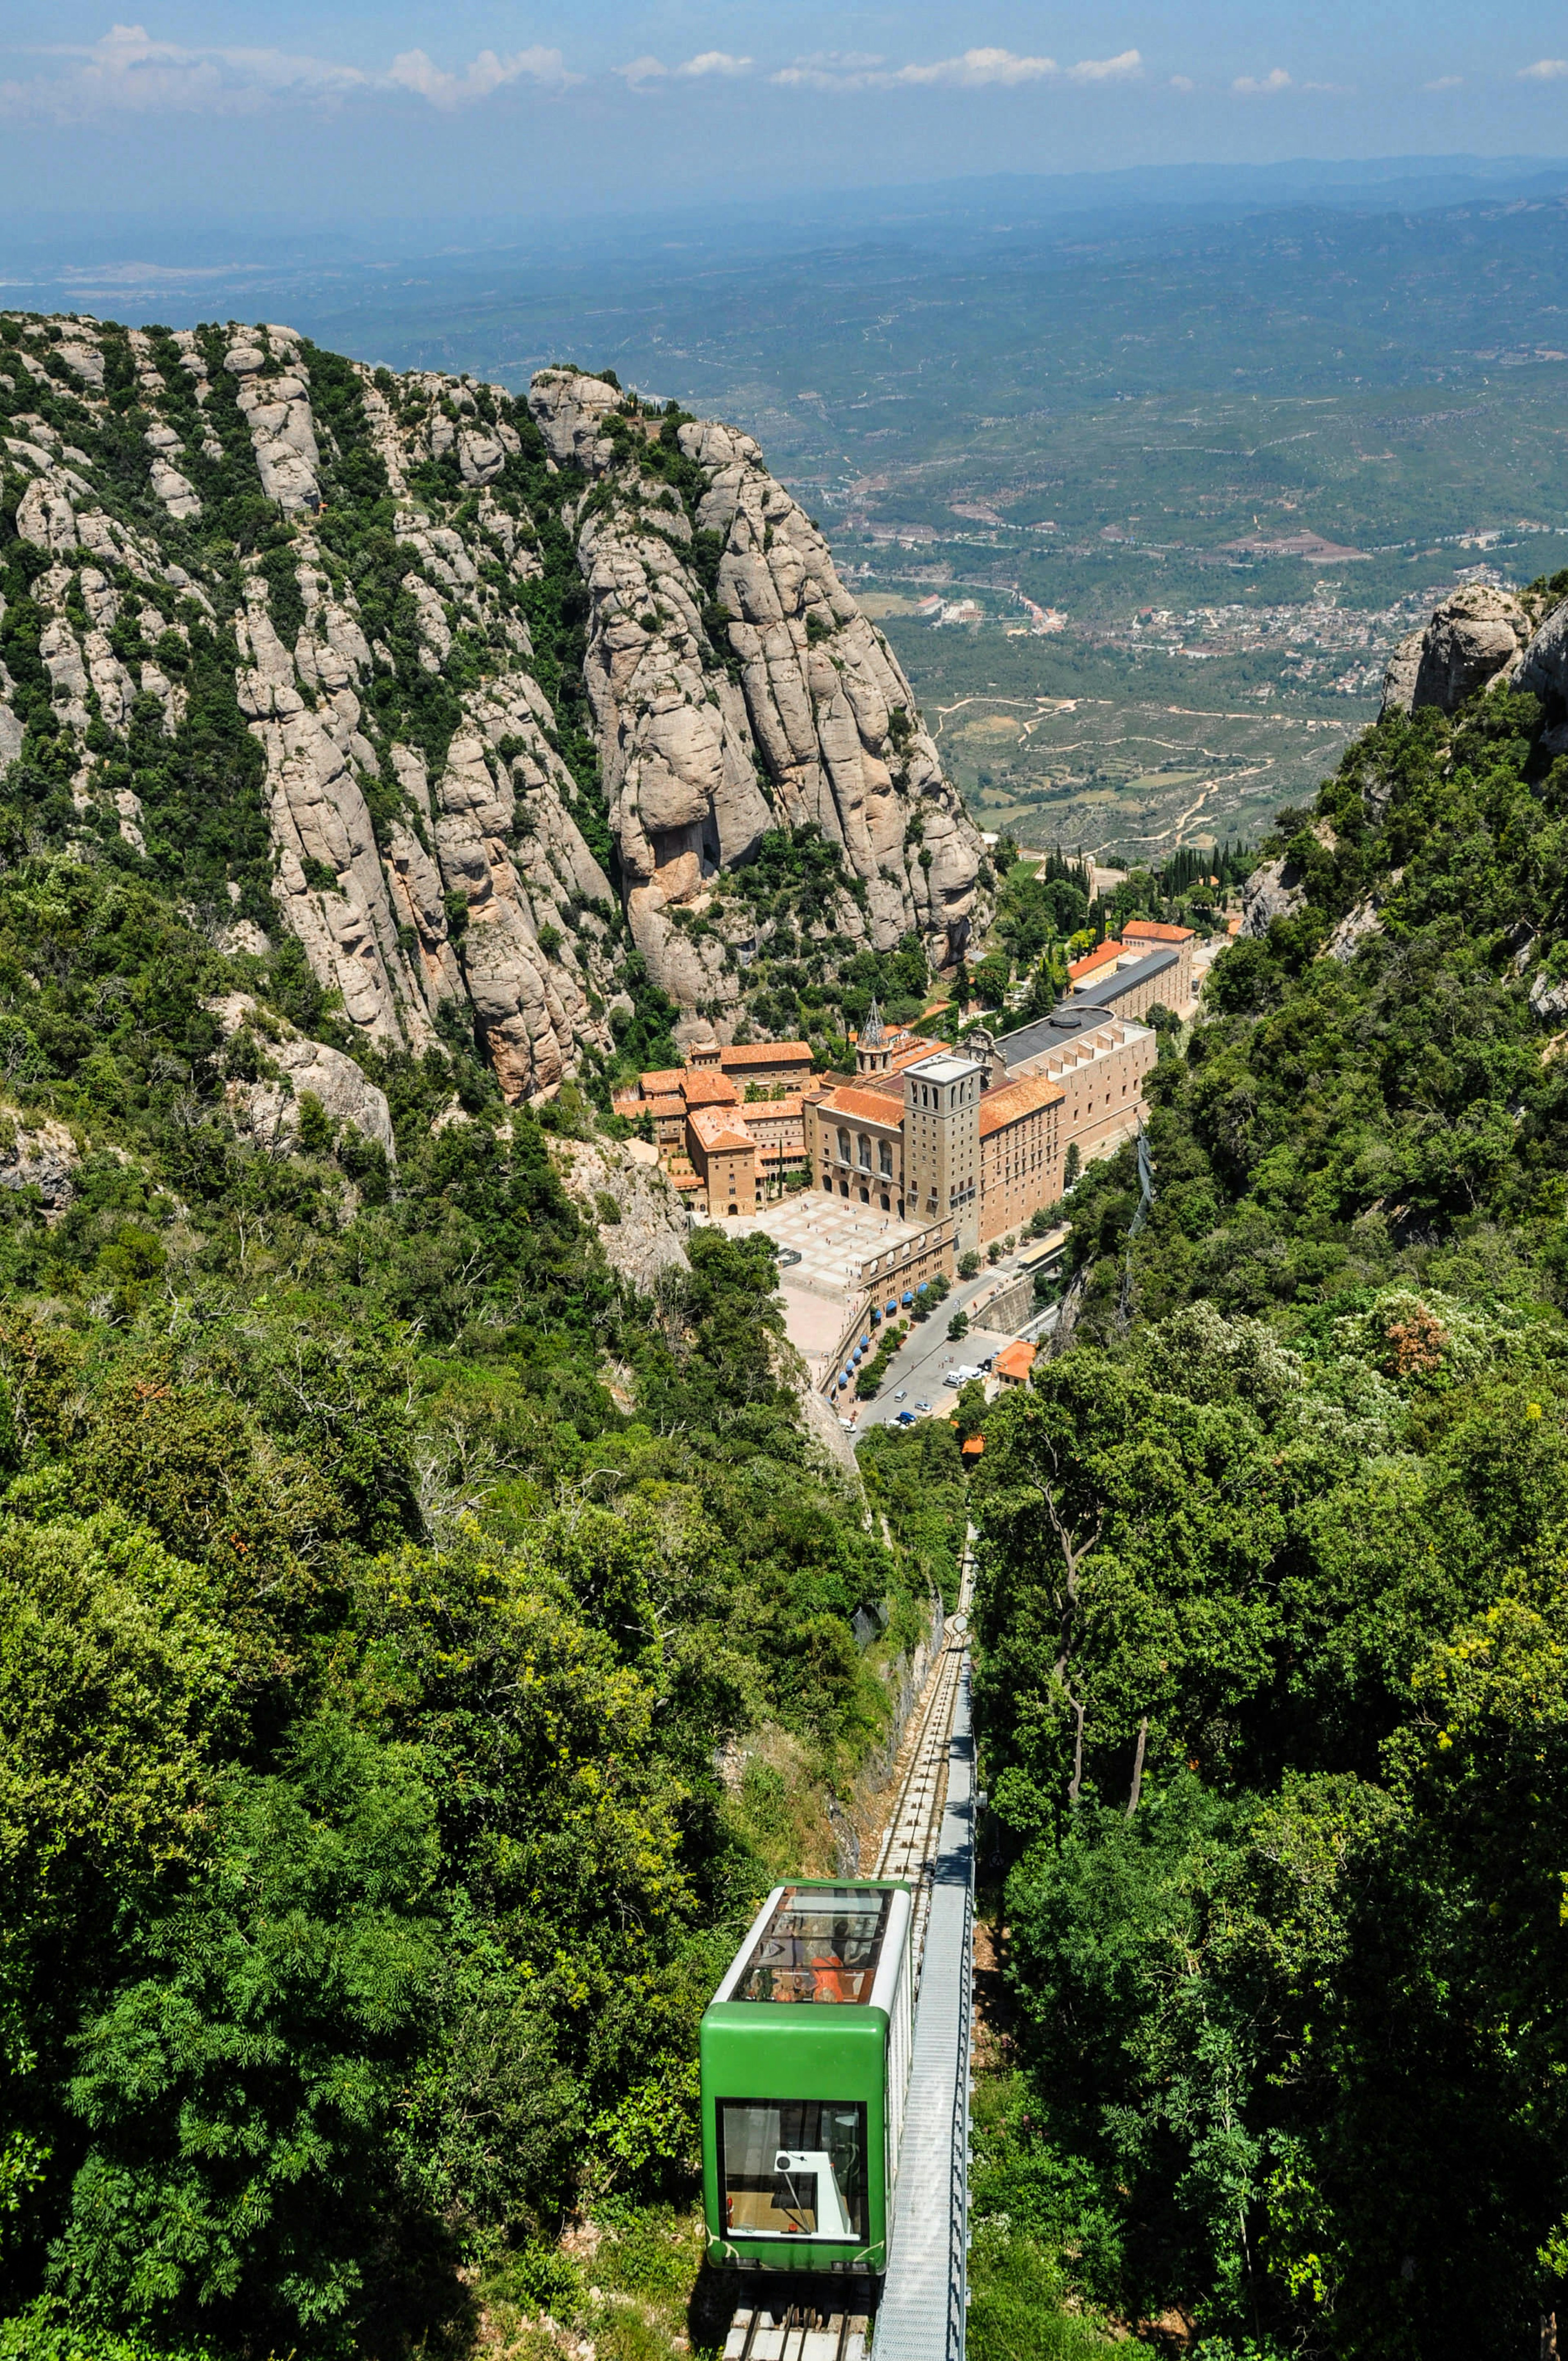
864 607 1431 858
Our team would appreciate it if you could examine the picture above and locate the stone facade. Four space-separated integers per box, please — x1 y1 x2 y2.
901 1052 986 1256
1065 936 1189 1024
807 1082 909 1211
978 1071 1065 1247
797 997 1155 1252
1118 922 1195 1006
1006 1015 1156 1168
687 1105 758 1215
686 1037 815 1089
612 1042 808 1211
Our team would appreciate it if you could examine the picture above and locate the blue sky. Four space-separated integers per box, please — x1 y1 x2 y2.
1 1 1564 225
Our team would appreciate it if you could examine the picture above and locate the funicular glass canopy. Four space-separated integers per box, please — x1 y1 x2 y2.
734 1885 891 2006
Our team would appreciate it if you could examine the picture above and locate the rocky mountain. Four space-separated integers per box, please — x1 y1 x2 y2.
0 314 986 1101
1380 576 1568 739
1239 569 1568 967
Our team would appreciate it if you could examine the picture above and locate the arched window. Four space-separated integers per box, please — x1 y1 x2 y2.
858 1134 872 1169
879 1140 893 1178
837 1127 851 1162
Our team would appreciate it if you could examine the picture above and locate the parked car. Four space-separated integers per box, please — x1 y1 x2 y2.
893 1388 907 1402
896 1410 917 1426
914 1399 931 1413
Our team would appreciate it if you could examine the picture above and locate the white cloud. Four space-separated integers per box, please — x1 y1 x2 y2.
773 62 853 87
1169 73 1195 91
892 47 1058 86
0 21 574 118
1067 49 1142 82
2 20 368 116
676 51 752 77
1520 57 1568 78
795 52 885 71
616 49 751 89
1423 74 1462 89
774 45 1140 92
1233 67 1292 94
387 46 574 105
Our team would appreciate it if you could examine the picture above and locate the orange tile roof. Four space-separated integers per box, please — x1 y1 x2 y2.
994 1340 1037 1382
688 1105 755 1153
1068 940 1124 982
682 1071 742 1108
818 1085 908 1127
637 1067 686 1096
1122 920 1194 944
670 1169 706 1192
717 1040 813 1067
979 1071 1066 1138
741 1095 804 1125
885 1032 948 1073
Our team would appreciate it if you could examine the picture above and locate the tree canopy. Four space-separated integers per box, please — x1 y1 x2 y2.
970 684 1568 2359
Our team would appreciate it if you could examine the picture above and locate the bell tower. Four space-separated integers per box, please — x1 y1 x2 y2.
856 999 891 1079
902 1051 984 1256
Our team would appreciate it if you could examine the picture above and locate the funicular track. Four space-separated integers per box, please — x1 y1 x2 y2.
722 2295 873 2361
722 1555 976 2361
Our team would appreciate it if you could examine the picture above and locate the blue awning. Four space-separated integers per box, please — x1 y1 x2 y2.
838 1372 849 1388
851 1348 862 1363
901 1291 914 1305
917 1281 930 1294
886 1300 898 1315
859 1335 871 1351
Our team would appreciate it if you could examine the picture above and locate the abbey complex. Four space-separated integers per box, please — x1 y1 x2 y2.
614 921 1192 1253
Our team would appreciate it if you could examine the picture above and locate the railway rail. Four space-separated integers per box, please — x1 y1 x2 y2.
721 1556 976 2361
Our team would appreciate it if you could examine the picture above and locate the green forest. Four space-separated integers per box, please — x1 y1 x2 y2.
0 859 965 2358
971 678 1568 2359
4 277 1568 2361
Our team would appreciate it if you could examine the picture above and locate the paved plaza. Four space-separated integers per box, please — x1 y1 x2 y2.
713 1194 932 1302
704 1194 935 1385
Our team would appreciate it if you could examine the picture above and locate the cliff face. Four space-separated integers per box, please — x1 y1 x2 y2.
1381 579 1568 743
0 318 985 1100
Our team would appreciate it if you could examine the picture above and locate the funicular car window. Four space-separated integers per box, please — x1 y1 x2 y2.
718 2100 868 2241
735 1887 891 2005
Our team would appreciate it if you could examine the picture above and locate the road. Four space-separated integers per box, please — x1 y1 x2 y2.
846 1245 1058 1437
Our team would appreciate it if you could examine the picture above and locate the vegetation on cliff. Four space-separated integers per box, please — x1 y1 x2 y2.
0 845 963 2356
971 680 1568 2358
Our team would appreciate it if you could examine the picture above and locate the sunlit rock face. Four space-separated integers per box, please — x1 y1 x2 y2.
0 322 987 1100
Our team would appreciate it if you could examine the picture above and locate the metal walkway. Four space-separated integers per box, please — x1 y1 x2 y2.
873 1657 974 2361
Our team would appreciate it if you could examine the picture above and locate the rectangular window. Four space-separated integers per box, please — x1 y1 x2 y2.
718 2099 869 2243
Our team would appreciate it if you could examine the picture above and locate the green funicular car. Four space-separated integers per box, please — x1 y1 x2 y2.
700 1881 915 2275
